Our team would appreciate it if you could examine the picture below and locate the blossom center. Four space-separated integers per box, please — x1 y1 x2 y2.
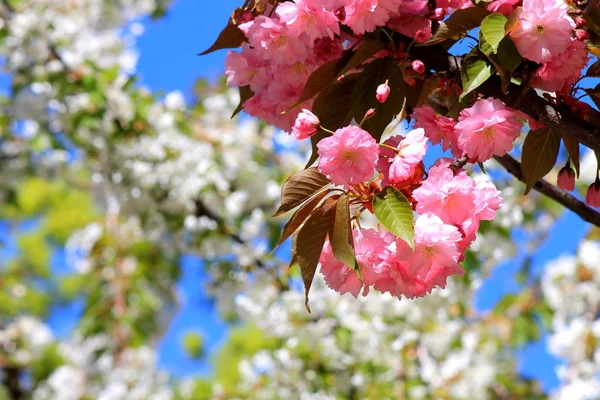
536 24 544 34
343 150 358 161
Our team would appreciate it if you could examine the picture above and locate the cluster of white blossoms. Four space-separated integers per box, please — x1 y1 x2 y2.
543 239 600 400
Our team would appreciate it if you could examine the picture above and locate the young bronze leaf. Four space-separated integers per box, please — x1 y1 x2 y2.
419 7 492 46
339 39 384 76
521 127 562 194
199 23 245 55
313 74 359 131
274 189 330 250
562 136 581 178
273 167 331 216
586 60 600 77
296 53 353 105
352 58 405 140
372 186 415 249
329 194 356 269
231 85 254 118
292 197 338 312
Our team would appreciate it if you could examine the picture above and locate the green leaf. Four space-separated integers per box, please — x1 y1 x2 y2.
291 197 338 312
372 186 415 249
419 7 492 46
273 167 331 216
562 135 580 178
521 127 562 194
182 332 205 359
199 23 245 55
231 85 253 118
480 13 508 54
352 58 405 140
460 48 494 101
329 194 356 269
274 189 329 250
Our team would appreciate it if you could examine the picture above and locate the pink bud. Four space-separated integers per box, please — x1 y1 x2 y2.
376 82 390 103
292 109 320 140
364 108 376 119
575 16 586 27
240 10 254 23
557 165 576 191
586 181 600 208
575 29 590 41
334 6 346 21
412 60 425 74
414 30 428 43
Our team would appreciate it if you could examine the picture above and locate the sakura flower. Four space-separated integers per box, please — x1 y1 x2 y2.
319 240 365 297
387 15 432 42
473 175 504 221
354 228 396 285
344 0 403 34
412 60 425 74
557 165 576 191
535 39 589 93
412 164 477 225
292 109 320 140
509 0 574 63
246 16 312 64
487 0 520 16
276 0 340 42
317 126 379 186
387 128 428 183
411 105 459 155
455 98 523 162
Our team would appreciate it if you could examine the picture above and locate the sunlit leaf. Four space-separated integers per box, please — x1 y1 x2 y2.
372 186 415 249
273 167 331 216
521 127 561 194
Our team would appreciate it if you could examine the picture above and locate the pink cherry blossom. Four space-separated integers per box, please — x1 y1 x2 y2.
411 105 459 155
388 128 428 183
535 39 590 93
473 175 504 221
344 0 403 34
557 165 576 191
509 0 574 63
586 181 600 207
412 164 477 225
354 228 396 285
455 98 523 162
388 15 432 42
319 240 365 297
292 109 320 140
276 0 340 42
317 126 379 185
246 16 312 65
487 0 520 16
376 81 391 103
412 60 425 74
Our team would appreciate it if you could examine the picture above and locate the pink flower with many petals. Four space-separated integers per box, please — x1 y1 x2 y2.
374 214 464 299
292 109 320 140
411 105 459 155
354 228 396 285
388 15 432 42
413 164 476 225
388 128 428 183
487 0 520 16
320 240 365 297
473 175 504 221
455 98 523 162
317 126 379 185
246 16 312 65
276 0 340 42
344 0 403 34
509 0 574 63
535 39 589 93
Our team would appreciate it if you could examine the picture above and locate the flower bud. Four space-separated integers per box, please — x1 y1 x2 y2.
575 16 587 27
376 81 390 103
557 165 575 191
292 109 320 140
414 30 428 43
586 181 600 208
364 108 376 120
575 29 590 41
412 60 425 74
334 6 346 21
431 8 446 20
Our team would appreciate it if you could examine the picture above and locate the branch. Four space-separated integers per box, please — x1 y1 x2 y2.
2 366 22 399
494 154 600 228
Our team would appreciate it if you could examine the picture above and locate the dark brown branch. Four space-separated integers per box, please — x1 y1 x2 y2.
3 366 22 400
494 154 600 228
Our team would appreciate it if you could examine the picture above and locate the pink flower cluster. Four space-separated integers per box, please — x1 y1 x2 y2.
314 98 514 299
508 0 589 93
225 0 483 130
319 165 503 299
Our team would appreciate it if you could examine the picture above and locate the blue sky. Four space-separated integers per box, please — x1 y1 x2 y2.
43 0 588 389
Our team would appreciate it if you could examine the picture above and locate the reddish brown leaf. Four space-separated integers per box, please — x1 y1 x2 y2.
562 136 581 178
328 194 356 269
273 167 331 216
200 23 246 56
522 127 562 194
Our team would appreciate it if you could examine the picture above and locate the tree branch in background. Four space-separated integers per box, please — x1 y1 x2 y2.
494 154 600 228
3 366 22 400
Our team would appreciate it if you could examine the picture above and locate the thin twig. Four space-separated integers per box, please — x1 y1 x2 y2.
494 154 600 228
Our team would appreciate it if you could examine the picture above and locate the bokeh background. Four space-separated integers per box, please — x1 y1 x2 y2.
0 0 599 399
